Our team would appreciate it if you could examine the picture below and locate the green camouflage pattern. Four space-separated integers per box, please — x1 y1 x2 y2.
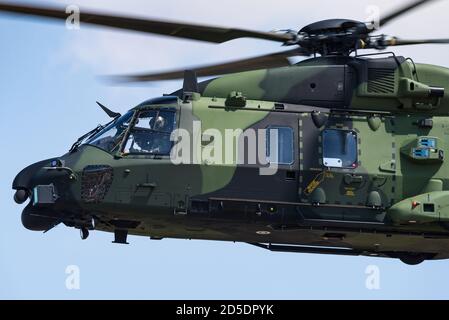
14 55 449 265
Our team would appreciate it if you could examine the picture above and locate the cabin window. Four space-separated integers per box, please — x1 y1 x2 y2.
124 109 177 155
322 129 358 168
266 126 294 165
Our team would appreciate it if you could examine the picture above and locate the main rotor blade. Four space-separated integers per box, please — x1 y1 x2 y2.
386 37 449 46
0 2 295 44
378 0 438 29
105 48 307 83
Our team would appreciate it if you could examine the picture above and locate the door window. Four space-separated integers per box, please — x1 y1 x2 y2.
322 129 358 168
266 126 294 165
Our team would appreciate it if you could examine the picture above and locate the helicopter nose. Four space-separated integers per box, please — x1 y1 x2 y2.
12 158 58 204
13 158 68 231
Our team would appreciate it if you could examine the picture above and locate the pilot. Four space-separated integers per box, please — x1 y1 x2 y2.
131 114 173 154
154 115 167 131
148 115 173 154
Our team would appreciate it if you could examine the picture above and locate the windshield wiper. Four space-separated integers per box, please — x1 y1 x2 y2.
70 115 120 153
69 124 106 153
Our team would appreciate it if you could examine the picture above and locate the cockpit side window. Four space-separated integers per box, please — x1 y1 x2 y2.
86 111 134 153
123 109 177 156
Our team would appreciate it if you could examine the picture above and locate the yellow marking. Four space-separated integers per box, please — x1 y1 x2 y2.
345 190 356 197
325 172 334 179
304 170 328 196
305 180 321 195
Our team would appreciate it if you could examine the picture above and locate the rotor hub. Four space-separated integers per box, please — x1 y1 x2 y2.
297 19 369 55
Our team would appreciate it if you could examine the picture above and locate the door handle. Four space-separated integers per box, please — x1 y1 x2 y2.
136 182 157 189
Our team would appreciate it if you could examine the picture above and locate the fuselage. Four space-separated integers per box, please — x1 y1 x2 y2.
13 54 449 265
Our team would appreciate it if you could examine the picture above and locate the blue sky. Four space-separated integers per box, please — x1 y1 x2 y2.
2 0 449 300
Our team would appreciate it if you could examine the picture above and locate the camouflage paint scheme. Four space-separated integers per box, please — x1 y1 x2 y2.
13 54 449 264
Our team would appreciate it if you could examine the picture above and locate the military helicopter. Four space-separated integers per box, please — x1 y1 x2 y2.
5 0 449 265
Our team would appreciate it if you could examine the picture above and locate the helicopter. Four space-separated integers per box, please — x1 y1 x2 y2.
5 0 449 265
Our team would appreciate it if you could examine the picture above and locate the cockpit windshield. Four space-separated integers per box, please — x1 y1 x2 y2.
85 111 134 153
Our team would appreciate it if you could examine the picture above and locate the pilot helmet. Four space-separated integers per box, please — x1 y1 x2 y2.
154 115 166 130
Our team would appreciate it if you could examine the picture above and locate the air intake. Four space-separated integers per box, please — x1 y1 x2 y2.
367 68 395 94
